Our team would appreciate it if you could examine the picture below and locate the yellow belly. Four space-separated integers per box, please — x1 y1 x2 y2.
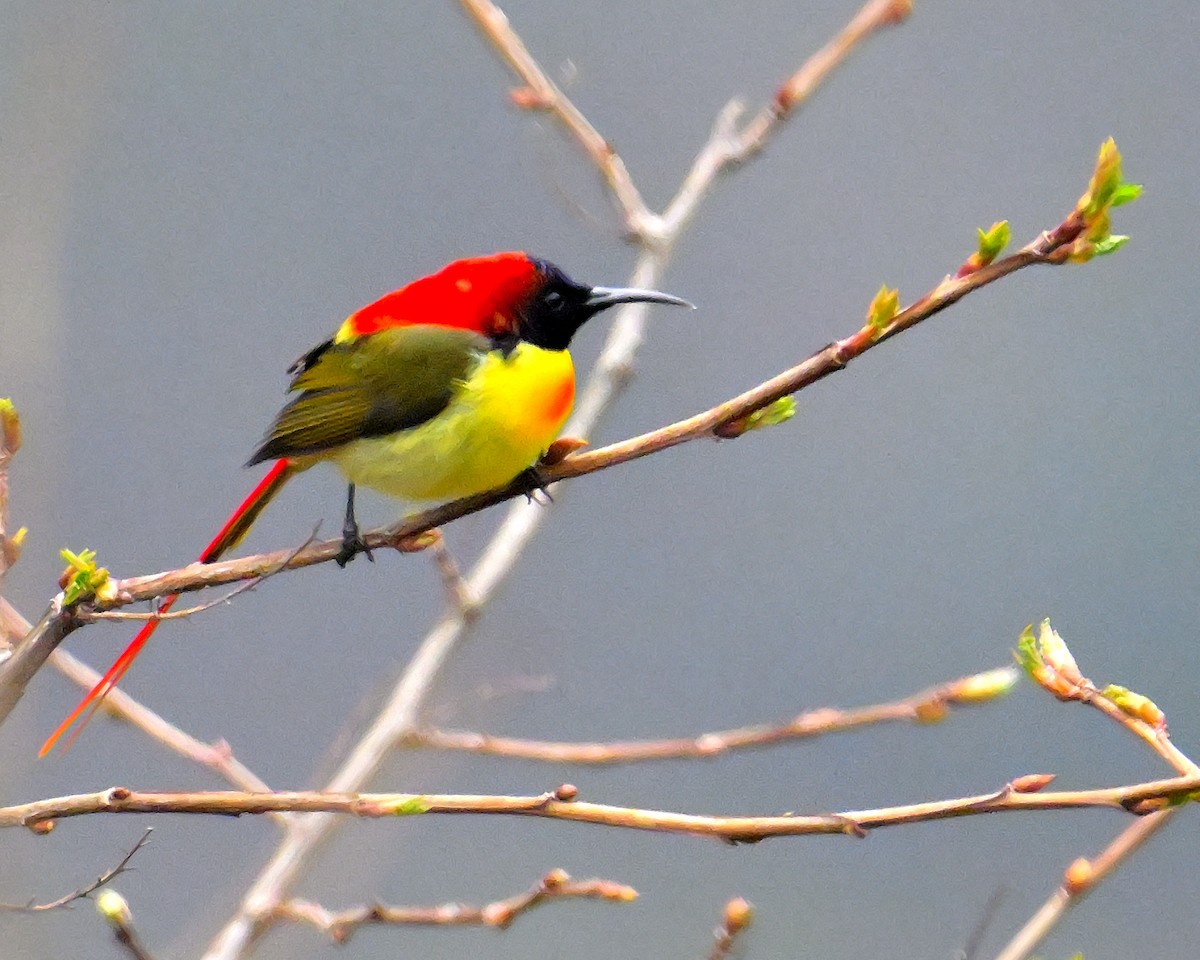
331 343 575 501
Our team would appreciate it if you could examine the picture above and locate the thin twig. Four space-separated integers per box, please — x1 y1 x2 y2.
661 0 912 237
270 869 636 943
1022 625 1200 778
735 0 911 156
81 582 265 623
402 667 1017 763
81 527 319 624
113 924 156 960
50 647 276 797
459 0 656 238
5 774 1199 835
0 828 152 913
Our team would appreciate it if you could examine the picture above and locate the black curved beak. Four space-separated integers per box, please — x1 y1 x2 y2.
585 286 695 313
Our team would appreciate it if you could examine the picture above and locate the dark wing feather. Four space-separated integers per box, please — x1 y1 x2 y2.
287 338 335 378
248 325 487 465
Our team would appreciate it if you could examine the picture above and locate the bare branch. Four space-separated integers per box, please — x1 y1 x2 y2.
740 0 911 154
461 0 911 243
402 666 1018 763
662 0 912 237
82 527 318 626
270 869 635 943
0 828 151 913
459 0 655 238
82 581 264 624
5 775 1199 837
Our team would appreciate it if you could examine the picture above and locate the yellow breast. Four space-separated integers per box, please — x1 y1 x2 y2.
331 343 575 502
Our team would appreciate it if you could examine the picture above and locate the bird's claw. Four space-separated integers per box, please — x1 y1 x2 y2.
517 466 554 505
335 483 373 567
335 526 374 568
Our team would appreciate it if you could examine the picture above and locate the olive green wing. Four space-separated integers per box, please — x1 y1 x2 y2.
247 325 487 465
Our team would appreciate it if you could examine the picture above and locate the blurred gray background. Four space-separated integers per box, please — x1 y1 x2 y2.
3 1 1198 958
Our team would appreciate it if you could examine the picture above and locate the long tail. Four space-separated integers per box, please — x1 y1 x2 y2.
39 458 297 756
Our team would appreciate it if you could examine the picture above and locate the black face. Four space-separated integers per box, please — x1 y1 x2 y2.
514 258 693 352
518 260 598 351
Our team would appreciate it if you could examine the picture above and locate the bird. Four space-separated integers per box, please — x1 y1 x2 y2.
40 251 690 754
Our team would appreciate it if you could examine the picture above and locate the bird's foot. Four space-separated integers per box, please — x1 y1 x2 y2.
335 524 374 568
517 466 554 505
335 482 373 567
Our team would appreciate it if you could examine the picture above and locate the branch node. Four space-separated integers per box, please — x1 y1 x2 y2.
839 816 868 839
508 85 551 110
541 867 569 889
1124 796 1172 816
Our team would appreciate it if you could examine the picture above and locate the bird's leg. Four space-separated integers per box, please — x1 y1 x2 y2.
335 483 374 567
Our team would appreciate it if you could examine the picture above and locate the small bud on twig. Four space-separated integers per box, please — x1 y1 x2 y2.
914 699 948 723
96 889 133 925
948 666 1020 704
540 437 589 466
1014 619 1087 700
1010 773 1057 794
542 868 569 889
723 896 754 933
1102 684 1167 730
1063 857 1094 895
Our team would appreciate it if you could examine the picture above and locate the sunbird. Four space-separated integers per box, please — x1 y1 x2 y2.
41 251 690 754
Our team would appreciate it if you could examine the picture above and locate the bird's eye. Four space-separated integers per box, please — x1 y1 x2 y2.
543 290 564 311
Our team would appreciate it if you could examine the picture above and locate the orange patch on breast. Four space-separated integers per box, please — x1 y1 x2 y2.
541 370 576 430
